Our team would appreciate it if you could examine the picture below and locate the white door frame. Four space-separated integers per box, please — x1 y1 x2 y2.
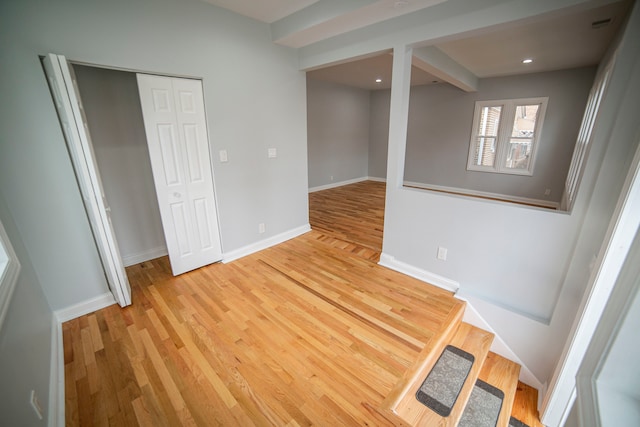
541 138 640 425
43 53 131 307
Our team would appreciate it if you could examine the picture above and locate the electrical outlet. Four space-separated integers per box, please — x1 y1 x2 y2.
330 175 334 181
544 188 551 196
258 223 266 234
268 148 277 158
437 246 448 261
30 390 43 420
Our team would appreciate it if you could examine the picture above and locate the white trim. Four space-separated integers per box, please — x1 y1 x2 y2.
378 252 459 293
54 292 116 323
366 176 387 183
222 225 311 263
458 295 544 391
466 97 548 176
403 180 560 209
541 137 640 426
308 176 369 193
122 246 168 267
0 219 21 333
48 315 64 427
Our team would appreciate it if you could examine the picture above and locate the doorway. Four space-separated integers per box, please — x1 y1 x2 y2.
44 55 223 306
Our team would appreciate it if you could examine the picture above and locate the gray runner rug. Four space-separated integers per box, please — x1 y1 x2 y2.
459 379 504 427
509 416 530 427
415 345 475 416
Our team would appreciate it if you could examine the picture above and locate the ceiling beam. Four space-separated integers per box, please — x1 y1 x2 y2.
272 0 449 48
271 0 378 48
412 46 478 92
298 0 611 71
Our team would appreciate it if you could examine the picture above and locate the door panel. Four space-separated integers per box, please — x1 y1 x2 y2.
137 74 222 275
43 54 132 307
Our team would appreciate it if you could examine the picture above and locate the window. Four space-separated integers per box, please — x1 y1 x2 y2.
467 97 548 176
0 218 21 332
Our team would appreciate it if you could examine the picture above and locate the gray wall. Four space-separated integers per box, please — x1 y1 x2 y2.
73 65 167 265
370 67 596 202
306 78 370 188
0 0 308 311
0 192 53 426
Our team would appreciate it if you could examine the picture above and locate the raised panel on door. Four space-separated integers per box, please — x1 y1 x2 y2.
42 54 131 307
137 74 222 276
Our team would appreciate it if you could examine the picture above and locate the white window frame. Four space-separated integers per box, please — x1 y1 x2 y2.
467 97 548 176
0 218 21 332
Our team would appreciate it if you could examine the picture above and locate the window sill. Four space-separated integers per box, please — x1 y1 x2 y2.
403 181 560 210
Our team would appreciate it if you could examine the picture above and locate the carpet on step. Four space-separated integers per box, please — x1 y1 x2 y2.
459 379 504 427
415 345 474 416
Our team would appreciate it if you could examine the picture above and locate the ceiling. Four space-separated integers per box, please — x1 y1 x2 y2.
201 0 633 90
200 0 320 23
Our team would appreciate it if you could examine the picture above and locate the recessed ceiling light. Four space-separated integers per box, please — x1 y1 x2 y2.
375 78 382 83
522 58 533 64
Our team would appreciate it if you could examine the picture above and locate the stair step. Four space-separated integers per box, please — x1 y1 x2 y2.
388 322 494 426
511 381 544 427
362 402 412 426
477 352 521 427
381 298 466 411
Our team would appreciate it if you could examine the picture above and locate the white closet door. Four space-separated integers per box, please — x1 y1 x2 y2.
137 74 222 276
43 53 131 307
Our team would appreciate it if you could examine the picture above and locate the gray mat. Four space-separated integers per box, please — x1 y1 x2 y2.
459 379 504 427
509 416 530 427
415 345 475 416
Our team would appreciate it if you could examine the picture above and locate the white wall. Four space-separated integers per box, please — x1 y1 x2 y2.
0 0 308 311
401 67 595 203
369 90 390 179
73 65 167 266
307 78 371 188
0 193 53 426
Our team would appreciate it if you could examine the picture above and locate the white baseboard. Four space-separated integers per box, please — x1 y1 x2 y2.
308 176 387 193
309 177 369 193
122 245 167 267
222 225 311 263
48 315 64 427
366 176 387 183
54 292 116 323
403 181 560 209
458 295 544 392
378 252 459 293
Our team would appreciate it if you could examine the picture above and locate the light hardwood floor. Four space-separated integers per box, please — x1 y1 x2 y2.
64 180 541 426
308 180 385 257
64 230 463 425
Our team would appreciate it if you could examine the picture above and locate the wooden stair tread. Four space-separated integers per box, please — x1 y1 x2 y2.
511 381 544 427
381 299 466 411
477 352 521 427
389 322 495 426
362 402 413 426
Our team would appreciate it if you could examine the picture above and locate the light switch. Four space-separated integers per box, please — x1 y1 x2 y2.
219 149 228 163
268 148 277 158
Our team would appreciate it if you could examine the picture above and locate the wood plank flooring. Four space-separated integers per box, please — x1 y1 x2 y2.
308 180 385 256
65 179 543 426
63 231 464 426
